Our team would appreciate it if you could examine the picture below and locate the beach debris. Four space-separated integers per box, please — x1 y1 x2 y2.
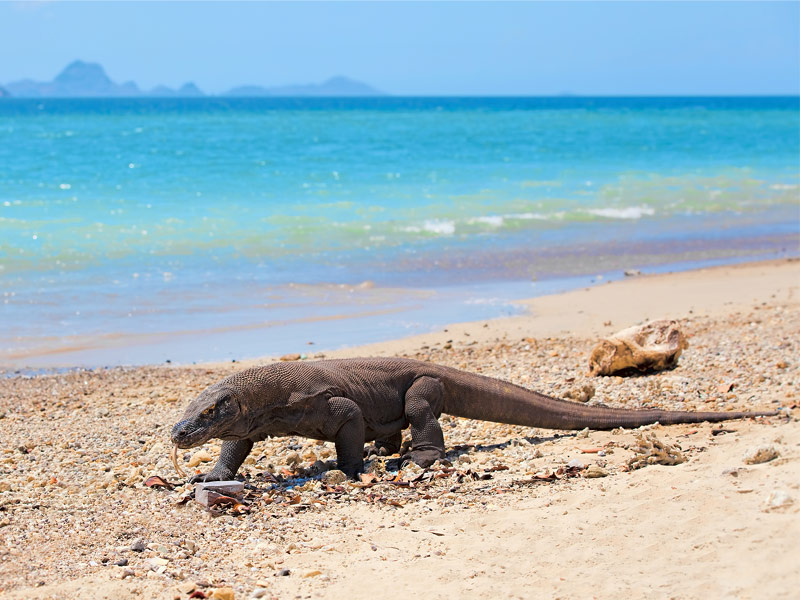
143 475 173 490
566 458 584 470
624 269 642 277
625 433 686 470
171 444 187 477
743 444 779 465
588 319 689 376
280 353 301 362
195 480 245 507
763 490 793 511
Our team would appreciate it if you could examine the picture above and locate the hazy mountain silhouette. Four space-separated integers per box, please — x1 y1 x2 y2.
2 61 383 98
225 76 384 97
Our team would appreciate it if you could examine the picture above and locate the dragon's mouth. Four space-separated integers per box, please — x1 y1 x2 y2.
170 420 212 448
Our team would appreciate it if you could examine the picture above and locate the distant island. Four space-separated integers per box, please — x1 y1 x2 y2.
1 60 384 98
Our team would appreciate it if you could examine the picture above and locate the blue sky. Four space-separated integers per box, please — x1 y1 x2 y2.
1 1 798 95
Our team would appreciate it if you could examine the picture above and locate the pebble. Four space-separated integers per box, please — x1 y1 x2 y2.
567 459 584 469
584 465 608 478
276 568 291 576
743 445 780 465
321 469 347 485
210 587 236 600
129 539 147 552
763 490 793 511
187 449 213 467
177 581 196 594
250 588 268 599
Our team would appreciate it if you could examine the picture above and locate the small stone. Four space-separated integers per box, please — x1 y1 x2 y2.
285 451 301 467
303 570 322 578
567 459 584 469
120 567 135 579
584 465 608 478
130 539 147 552
321 469 347 485
177 581 196 594
210 587 235 600
114 558 129 567
763 490 793 511
280 353 301 362
147 557 169 570
743 445 779 465
276 568 291 576
309 460 329 475
250 588 268 599
187 449 213 467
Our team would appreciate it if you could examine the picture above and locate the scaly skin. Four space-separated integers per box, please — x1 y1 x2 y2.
170 357 777 480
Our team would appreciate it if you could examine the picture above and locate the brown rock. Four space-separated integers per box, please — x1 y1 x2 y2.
588 319 689 376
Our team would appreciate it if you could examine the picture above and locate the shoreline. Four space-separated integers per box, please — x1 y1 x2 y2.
227 256 800 367
0 255 798 598
2 252 798 374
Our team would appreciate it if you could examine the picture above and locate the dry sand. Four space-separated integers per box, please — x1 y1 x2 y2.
0 258 798 599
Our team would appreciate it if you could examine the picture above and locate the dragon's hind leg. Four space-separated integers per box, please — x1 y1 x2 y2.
402 376 446 468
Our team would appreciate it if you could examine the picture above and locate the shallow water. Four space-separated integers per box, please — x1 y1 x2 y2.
1 97 798 366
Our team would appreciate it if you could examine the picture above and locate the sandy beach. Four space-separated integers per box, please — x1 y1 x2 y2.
1 258 798 600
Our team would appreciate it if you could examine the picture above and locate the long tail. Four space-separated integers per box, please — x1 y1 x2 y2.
437 366 777 430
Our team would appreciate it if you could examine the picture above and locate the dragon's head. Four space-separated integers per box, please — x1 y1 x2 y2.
170 383 246 448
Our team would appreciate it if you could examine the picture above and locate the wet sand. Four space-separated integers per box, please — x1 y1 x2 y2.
0 258 798 599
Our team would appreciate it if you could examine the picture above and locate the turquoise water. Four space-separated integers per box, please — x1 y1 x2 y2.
1 97 798 366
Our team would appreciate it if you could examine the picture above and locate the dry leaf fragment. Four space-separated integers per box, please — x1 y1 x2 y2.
144 475 173 490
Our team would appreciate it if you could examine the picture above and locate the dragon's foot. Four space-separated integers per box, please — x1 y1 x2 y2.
188 466 236 484
402 448 445 469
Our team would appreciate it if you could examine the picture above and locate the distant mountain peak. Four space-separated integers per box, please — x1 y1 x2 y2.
1 61 383 98
225 75 384 97
54 60 112 86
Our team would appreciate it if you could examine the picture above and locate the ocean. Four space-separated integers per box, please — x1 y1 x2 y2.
1 96 798 367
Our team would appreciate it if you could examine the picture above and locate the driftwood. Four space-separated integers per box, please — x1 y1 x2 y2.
588 319 688 376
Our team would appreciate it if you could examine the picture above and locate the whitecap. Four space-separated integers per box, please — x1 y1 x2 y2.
586 206 655 219
468 216 504 227
422 219 455 235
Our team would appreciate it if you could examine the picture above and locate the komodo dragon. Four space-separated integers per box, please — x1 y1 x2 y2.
170 357 777 480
